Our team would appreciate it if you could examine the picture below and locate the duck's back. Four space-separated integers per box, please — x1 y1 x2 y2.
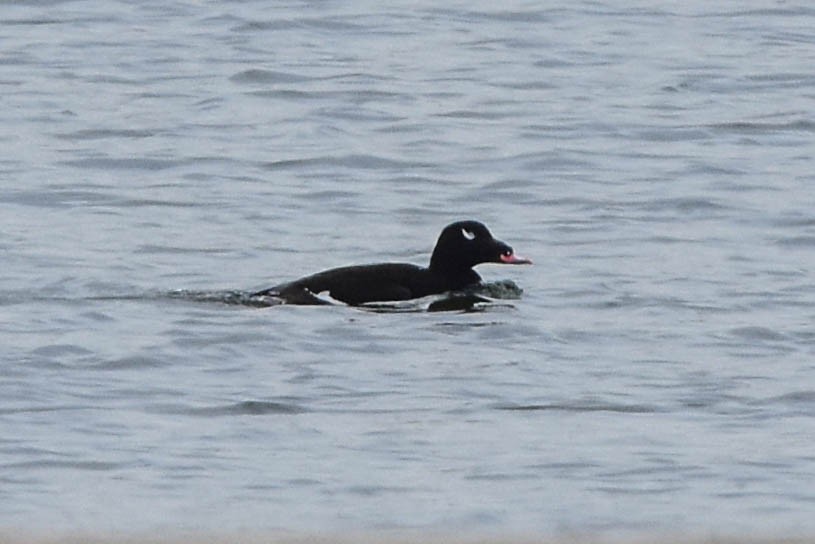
258 262 474 305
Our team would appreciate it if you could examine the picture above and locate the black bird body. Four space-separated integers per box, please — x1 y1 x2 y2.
253 220 530 305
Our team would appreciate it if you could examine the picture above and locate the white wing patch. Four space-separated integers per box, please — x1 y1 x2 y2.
311 289 344 305
461 228 476 241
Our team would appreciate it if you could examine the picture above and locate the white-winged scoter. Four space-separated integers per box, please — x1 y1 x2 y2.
253 220 531 305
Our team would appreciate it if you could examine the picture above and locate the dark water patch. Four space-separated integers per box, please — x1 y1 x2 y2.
708 119 815 134
678 391 754 414
0 189 117 208
262 154 431 171
767 389 815 404
645 234 694 244
299 17 370 32
79 310 114 322
593 485 684 496
465 471 538 482
435 108 522 120
756 390 815 409
465 187 540 205
318 106 404 123
478 178 539 193
343 482 428 498
634 127 711 142
61 157 182 171
521 153 594 172
0 290 31 306
718 7 815 17
772 215 815 228
587 293 706 312
233 17 367 33
296 189 359 201
53 128 157 140
194 96 224 110
428 7 554 24
746 72 815 83
229 69 313 84
136 244 232 255
761 30 815 46
729 326 788 342
496 401 662 414
112 198 201 208
0 405 91 416
250 88 405 105
30 344 94 358
249 89 323 101
435 321 510 333
775 236 815 248
154 400 306 417
261 157 325 170
1 17 62 26
680 162 747 177
0 53 33 69
636 196 730 214
92 356 167 371
3 459 121 471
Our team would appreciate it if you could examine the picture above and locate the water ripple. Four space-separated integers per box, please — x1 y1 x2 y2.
495 401 663 414
61 158 182 171
229 69 313 84
152 400 307 417
261 154 433 171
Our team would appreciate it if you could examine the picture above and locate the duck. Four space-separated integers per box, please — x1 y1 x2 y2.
252 220 531 305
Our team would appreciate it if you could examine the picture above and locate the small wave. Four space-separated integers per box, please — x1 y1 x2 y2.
1 18 62 26
53 128 157 140
261 153 431 171
232 17 366 33
31 343 94 358
749 391 815 417
249 89 322 101
137 244 231 255
229 69 312 84
0 405 90 416
775 236 815 248
495 401 661 414
61 157 182 171
476 279 524 299
637 197 728 213
153 400 306 417
92 356 167 371
729 326 788 342
759 390 815 406
1 189 116 208
709 119 815 133
5 460 121 471
164 289 282 307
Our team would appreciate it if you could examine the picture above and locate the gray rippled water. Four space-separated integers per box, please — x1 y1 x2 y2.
2 0 815 539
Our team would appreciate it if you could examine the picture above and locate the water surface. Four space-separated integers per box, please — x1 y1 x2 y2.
2 0 815 538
